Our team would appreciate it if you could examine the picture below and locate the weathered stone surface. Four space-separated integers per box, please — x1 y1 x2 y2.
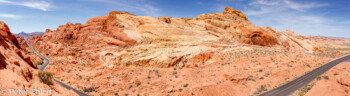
0 21 76 96
29 7 322 68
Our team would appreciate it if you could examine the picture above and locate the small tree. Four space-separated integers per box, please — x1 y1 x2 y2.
38 72 53 85
36 61 43 66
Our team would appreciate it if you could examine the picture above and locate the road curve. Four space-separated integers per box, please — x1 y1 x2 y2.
259 54 350 96
26 42 90 96
26 42 49 71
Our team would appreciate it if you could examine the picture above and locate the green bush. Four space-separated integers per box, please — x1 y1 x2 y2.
83 87 96 92
178 88 183 92
38 72 53 85
36 61 43 66
136 81 141 87
334 72 339 76
316 76 322 80
184 83 189 87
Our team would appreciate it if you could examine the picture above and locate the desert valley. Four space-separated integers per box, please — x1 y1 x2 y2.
1 7 350 96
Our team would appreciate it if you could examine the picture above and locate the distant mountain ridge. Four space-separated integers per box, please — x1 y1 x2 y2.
308 36 350 40
15 31 44 38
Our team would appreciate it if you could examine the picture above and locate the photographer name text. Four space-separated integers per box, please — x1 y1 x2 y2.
0 88 52 95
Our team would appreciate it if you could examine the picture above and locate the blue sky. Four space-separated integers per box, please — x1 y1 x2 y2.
0 0 349 37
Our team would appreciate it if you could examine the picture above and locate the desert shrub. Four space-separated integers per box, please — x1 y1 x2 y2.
254 85 267 95
184 83 189 87
298 84 313 96
83 87 96 92
36 61 43 66
136 81 141 87
322 76 329 80
334 72 339 76
316 76 322 80
38 72 53 85
178 88 183 92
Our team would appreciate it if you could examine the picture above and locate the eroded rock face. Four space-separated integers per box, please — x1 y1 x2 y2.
0 21 27 69
29 7 321 68
0 21 76 95
0 21 21 49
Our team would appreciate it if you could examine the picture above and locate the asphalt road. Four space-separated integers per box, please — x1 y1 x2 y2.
26 42 49 71
346 58 350 62
26 42 90 96
259 54 350 96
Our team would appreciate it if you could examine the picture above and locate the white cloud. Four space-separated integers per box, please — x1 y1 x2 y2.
0 14 22 19
0 0 52 11
82 0 161 17
249 13 337 36
238 0 348 37
299 16 327 23
250 0 280 6
245 0 327 15
338 20 350 25
213 4 229 12
245 6 284 15
213 0 349 37
283 0 327 11
196 1 205 6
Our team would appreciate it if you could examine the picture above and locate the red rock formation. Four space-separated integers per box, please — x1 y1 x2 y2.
0 21 21 49
29 7 322 69
0 21 76 95
25 7 349 96
223 7 248 21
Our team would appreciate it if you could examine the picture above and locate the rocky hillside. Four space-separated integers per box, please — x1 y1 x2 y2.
15 32 44 39
25 7 350 96
0 21 75 96
29 7 322 68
